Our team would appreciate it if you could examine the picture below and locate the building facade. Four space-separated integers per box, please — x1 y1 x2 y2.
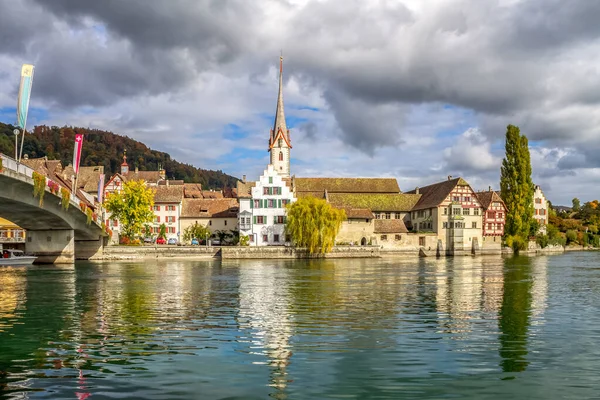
237 164 295 246
533 185 549 234
476 189 507 250
152 185 184 241
180 198 239 242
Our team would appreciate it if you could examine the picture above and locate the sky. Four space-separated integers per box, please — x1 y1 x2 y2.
1 0 600 205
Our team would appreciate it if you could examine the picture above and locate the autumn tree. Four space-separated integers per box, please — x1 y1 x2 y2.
500 124 534 253
285 197 346 254
105 180 155 240
183 222 211 243
572 198 581 211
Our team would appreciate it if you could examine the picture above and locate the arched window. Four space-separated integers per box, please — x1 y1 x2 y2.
279 152 283 161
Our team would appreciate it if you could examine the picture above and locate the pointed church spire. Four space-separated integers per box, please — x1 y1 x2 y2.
272 55 289 145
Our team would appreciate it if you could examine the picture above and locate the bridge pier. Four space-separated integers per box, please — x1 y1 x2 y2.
75 236 105 260
26 229 75 264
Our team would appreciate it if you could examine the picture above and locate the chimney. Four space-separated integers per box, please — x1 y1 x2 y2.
415 187 420 194
447 175 452 181
489 186 492 192
23 154 29 160
242 174 246 183
159 168 166 180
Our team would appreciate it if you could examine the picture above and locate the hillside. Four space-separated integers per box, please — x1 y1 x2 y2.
0 122 238 189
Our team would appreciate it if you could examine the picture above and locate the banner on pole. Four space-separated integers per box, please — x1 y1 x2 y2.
17 64 34 130
97 174 105 204
73 134 84 175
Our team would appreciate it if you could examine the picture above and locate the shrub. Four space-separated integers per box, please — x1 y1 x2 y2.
565 230 578 244
32 171 46 207
505 234 527 253
239 235 250 246
61 187 70 210
86 208 93 225
536 234 549 249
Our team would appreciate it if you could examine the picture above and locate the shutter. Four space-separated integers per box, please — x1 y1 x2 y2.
283 216 287 224
278 199 282 208
269 187 273 195
254 216 257 224
250 199 253 209
260 199 263 208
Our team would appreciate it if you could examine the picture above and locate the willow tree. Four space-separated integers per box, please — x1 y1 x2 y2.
285 197 346 254
105 180 155 240
500 124 534 252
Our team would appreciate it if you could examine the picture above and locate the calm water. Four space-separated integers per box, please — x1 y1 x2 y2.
1 253 600 399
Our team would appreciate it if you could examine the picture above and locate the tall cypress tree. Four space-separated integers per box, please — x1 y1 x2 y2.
500 125 534 252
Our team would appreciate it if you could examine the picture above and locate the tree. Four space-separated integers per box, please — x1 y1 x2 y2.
158 223 167 240
500 125 534 253
285 197 346 254
572 198 581 211
183 222 211 243
105 180 155 240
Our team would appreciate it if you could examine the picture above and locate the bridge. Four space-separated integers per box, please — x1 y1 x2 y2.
0 153 106 263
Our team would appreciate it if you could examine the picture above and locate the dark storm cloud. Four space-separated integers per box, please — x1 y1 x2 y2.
298 121 318 141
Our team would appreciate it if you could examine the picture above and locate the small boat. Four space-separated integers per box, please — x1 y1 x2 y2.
0 249 37 266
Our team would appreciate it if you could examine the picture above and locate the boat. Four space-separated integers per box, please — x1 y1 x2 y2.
0 249 37 266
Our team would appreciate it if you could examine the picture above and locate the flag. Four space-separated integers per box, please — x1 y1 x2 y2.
97 174 105 204
16 64 34 130
73 134 84 175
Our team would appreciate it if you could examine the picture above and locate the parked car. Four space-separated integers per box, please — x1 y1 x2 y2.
191 238 199 245
168 238 178 245
143 236 154 244
211 239 221 246
156 237 166 245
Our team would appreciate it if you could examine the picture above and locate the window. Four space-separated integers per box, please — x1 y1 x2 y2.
254 199 260 208
275 215 285 224
497 223 502 230
395 213 401 219
263 234 268 242
395 234 401 241
154 205 160 211
535 198 542 204
443 222 448 228
282 199 289 206
170 205 176 211
488 223 492 230
443 207 448 215
385 213 391 219
269 177 273 184
453 207 461 215
256 216 265 224
474 208 480 215
155 216 160 223
455 222 463 228
274 234 280 242
224 220 227 226
463 208 470 215
279 152 283 161
453 196 460 202
419 236 425 246
472 222 477 229
209 220 212 226
488 211 495 219
249 234 254 243
498 212 503 218
170 227 176 234
268 199 275 208
381 235 387 241
464 196 471 202
264 187 269 195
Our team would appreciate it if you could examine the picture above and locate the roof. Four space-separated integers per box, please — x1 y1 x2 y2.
328 193 421 212
269 56 291 149
374 219 409 234
407 177 470 211
181 198 239 218
296 191 327 199
77 166 104 193
125 170 162 183
295 177 401 194
153 185 184 203
343 208 375 219
159 180 184 186
184 183 203 198
201 190 224 199
475 190 506 211
236 180 256 199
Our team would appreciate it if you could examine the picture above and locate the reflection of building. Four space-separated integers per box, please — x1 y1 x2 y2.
0 267 27 332
238 262 293 395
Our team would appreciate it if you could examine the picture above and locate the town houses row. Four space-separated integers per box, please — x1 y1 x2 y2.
6 57 550 253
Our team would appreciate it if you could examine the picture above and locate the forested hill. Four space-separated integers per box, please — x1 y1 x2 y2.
0 122 238 189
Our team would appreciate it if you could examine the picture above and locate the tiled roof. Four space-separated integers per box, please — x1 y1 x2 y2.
202 190 224 199
153 185 184 203
77 166 104 193
343 208 375 219
328 193 421 212
125 170 162 183
159 180 184 186
184 183 203 198
475 190 506 211
297 191 327 199
181 198 238 218
295 177 401 194
236 180 256 199
374 219 408 233
407 177 471 211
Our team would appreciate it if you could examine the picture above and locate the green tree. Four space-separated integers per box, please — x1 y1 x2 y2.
500 125 534 253
285 197 346 254
572 198 580 211
158 223 167 240
565 229 577 244
105 180 155 240
182 222 211 243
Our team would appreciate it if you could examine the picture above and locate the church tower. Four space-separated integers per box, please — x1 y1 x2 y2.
269 56 291 177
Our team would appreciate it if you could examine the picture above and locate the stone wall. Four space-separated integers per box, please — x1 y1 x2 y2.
103 245 220 260
221 245 380 259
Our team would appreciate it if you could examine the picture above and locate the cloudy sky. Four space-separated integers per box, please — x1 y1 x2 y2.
1 0 599 205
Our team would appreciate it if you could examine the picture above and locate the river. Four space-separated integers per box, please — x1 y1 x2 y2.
1 253 599 399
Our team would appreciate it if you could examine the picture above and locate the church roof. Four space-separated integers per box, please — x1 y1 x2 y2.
295 177 401 194
269 56 291 149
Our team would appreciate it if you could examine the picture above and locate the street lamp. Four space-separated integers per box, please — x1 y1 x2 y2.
205 231 209 248
13 129 19 160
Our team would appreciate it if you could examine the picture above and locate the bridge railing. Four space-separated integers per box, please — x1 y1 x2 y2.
1 153 105 230
0 153 35 177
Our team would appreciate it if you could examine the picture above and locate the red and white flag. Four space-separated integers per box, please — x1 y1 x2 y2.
73 134 84 174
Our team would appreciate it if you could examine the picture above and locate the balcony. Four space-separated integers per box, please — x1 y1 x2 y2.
240 224 252 231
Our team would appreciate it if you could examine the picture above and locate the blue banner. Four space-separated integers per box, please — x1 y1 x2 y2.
16 64 34 130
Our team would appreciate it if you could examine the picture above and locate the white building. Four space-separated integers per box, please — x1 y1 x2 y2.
152 185 184 241
238 165 295 246
533 184 549 234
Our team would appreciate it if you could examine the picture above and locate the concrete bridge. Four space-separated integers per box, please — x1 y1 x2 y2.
0 153 105 263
